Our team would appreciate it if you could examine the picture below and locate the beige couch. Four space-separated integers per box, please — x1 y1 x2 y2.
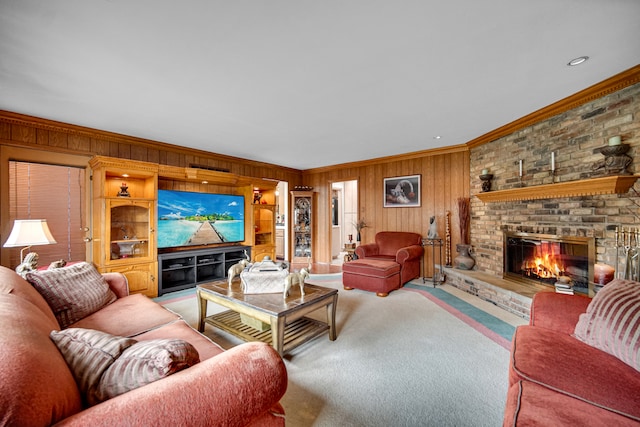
0 264 287 427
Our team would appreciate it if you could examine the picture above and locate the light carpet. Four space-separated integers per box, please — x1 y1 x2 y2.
156 274 527 427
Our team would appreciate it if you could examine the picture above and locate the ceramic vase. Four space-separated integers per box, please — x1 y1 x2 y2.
454 244 475 270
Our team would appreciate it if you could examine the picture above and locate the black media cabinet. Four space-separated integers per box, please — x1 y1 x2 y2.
158 246 251 296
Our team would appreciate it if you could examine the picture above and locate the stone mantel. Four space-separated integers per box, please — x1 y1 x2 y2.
475 175 640 203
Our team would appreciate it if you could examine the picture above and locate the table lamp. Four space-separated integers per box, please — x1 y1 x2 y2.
3 219 57 267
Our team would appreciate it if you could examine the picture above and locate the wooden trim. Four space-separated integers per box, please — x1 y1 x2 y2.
0 146 93 266
475 175 640 203
0 110 301 174
305 143 469 174
467 64 640 149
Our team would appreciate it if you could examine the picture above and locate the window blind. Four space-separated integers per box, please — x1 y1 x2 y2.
8 161 86 267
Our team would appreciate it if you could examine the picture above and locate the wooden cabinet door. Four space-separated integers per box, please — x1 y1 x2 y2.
107 261 157 297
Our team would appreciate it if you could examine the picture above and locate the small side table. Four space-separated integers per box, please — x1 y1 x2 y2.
343 243 357 262
422 238 445 287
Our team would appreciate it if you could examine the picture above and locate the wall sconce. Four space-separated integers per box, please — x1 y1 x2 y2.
3 219 57 268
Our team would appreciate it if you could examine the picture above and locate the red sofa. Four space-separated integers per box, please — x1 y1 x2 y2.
504 284 640 426
0 264 287 427
343 231 423 296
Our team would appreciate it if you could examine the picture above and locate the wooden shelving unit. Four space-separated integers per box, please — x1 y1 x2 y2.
251 184 277 261
157 246 250 295
90 156 158 297
90 156 278 296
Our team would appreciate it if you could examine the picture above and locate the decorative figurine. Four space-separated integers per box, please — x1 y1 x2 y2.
593 143 633 176
427 216 439 239
284 268 308 298
227 259 250 287
479 173 494 192
15 252 39 278
117 182 130 197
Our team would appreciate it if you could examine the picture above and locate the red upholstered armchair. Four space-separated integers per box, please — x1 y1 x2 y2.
354 231 424 285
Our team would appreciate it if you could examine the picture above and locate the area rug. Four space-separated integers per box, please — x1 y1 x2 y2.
157 274 521 427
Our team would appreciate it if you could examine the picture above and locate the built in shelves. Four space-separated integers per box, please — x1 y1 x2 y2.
158 246 250 295
475 175 640 203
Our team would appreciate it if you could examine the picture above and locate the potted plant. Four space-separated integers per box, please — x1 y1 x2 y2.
353 219 368 243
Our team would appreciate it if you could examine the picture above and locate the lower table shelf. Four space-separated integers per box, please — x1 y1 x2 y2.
205 310 329 353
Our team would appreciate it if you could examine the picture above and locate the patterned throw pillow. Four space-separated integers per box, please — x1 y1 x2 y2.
574 279 640 372
26 262 116 328
50 328 200 406
97 339 200 402
50 328 137 406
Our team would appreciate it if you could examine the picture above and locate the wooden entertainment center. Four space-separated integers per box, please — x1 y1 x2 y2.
89 156 277 297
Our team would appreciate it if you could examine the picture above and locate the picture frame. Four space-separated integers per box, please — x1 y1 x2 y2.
383 174 421 207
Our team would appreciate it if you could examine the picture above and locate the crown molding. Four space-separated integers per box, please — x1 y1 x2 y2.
304 143 469 174
0 110 301 174
467 64 640 149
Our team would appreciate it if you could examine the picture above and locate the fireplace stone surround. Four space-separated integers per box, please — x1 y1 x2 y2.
443 81 640 319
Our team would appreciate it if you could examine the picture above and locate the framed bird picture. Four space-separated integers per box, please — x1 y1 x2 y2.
383 175 421 207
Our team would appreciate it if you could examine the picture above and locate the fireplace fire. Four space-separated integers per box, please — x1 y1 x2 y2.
503 232 595 295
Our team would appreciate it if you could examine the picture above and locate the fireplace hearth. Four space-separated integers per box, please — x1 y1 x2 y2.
503 232 595 296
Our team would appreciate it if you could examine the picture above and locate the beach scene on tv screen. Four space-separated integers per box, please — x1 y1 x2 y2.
157 190 245 248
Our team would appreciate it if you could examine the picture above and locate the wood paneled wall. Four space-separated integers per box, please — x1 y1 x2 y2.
0 111 303 267
0 110 469 273
304 147 470 273
0 110 303 185
0 109 471 273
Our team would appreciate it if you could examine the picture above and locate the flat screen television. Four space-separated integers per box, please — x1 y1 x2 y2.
157 189 245 249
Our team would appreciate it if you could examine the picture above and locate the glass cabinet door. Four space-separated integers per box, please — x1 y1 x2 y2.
108 199 154 261
292 193 313 261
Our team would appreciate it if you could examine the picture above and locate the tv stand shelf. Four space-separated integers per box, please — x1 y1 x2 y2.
158 246 250 296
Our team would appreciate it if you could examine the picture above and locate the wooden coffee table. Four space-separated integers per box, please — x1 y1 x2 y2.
196 281 338 356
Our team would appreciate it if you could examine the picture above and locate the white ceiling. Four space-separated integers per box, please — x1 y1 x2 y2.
1 1 639 170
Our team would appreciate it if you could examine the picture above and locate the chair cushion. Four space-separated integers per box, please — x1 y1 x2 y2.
70 293 180 338
574 279 640 372
342 259 400 277
504 381 639 426
26 262 116 328
510 325 640 421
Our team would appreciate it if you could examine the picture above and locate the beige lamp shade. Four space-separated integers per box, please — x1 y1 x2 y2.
4 219 57 265
4 219 57 247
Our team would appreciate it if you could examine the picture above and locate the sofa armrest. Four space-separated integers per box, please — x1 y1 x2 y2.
102 273 129 298
396 245 424 264
530 291 591 334
54 341 287 427
355 243 379 258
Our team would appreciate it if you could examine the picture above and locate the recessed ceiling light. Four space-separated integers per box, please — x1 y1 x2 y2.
567 56 589 66
433 135 442 140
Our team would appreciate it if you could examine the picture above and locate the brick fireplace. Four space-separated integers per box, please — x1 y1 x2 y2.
503 231 595 295
445 81 640 319
470 83 640 281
